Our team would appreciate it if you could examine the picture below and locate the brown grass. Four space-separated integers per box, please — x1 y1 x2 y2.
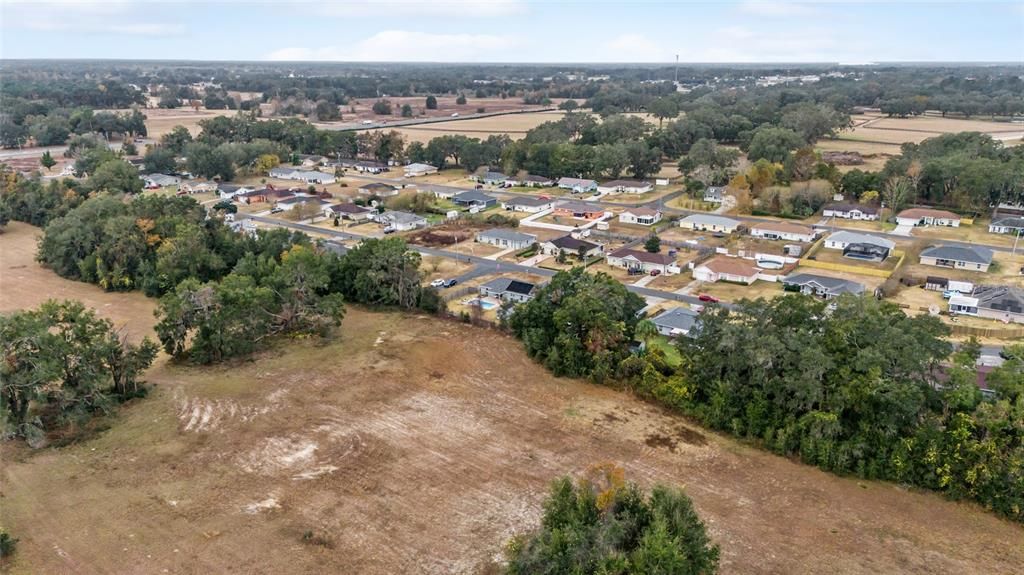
2 223 1023 574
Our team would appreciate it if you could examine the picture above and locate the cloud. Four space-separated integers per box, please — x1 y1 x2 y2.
1 0 183 35
604 34 669 63
685 24 867 62
265 30 520 62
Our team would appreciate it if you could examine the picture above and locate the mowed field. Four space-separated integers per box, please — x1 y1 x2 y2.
359 110 567 144
136 108 237 139
2 225 1024 574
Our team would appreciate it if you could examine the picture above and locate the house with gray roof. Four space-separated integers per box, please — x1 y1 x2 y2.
473 171 508 186
404 163 438 177
557 177 598 194
920 245 994 272
540 235 603 259
678 214 741 233
143 173 180 188
949 286 1024 324
453 190 498 209
376 210 427 231
989 216 1024 235
358 182 400 197
823 231 895 261
502 196 556 213
783 273 865 299
479 277 537 303
476 228 537 250
651 307 700 338
521 174 555 187
703 186 726 203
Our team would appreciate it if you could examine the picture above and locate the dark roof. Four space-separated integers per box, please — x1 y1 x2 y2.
926 276 949 287
523 174 553 183
783 273 865 296
601 179 651 188
992 216 1024 228
454 190 497 203
556 201 603 213
504 196 554 207
329 203 371 214
548 235 599 251
360 182 397 191
921 244 994 265
824 202 879 215
608 248 675 266
652 307 699 333
975 285 1024 315
480 277 536 296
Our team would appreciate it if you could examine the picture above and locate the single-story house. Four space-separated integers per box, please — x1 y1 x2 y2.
823 231 895 261
333 158 389 174
693 256 760 285
703 186 725 204
606 248 680 275
476 228 537 250
949 286 1024 324
822 203 879 221
453 190 498 209
678 214 741 234
277 196 330 212
749 221 817 243
597 179 653 194
143 173 180 188
377 210 427 231
920 244 994 272
238 186 298 204
651 307 700 338
557 177 598 194
325 202 373 221
540 235 603 259
896 208 961 227
553 201 606 220
358 182 400 197
295 154 325 167
474 171 508 186
619 207 663 226
269 167 337 184
404 163 438 177
218 184 256 200
180 180 218 194
521 174 555 187
502 196 556 213
989 216 1024 235
478 277 537 304
782 273 865 299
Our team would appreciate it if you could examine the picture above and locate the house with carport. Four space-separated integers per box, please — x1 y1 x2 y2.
678 214 741 234
606 248 680 275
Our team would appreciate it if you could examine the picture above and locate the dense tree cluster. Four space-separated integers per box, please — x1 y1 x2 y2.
0 105 146 149
681 297 1024 521
508 466 719 575
0 300 157 441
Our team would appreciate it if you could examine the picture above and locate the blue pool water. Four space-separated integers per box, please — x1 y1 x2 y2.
468 298 499 310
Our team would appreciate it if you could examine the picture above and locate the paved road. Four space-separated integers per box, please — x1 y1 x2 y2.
0 142 124 161
343 172 1020 255
247 214 715 308
315 107 557 132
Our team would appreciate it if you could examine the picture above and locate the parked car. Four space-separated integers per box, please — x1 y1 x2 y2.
382 226 396 234
649 269 661 276
270 207 284 214
698 293 719 303
443 279 459 288
430 279 446 288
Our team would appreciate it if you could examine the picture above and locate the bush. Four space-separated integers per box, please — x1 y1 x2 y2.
0 529 17 558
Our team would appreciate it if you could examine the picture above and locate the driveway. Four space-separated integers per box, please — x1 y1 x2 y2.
892 224 915 236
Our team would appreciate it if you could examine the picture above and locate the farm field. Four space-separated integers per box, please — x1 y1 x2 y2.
3 224 1024 573
358 110 566 144
136 108 238 139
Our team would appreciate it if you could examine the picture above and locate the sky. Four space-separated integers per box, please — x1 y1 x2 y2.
0 0 1022 63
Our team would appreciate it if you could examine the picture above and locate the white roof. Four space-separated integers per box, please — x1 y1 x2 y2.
680 214 741 227
825 231 895 250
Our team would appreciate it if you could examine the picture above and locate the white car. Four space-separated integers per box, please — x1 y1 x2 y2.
430 279 446 288
450 112 459 117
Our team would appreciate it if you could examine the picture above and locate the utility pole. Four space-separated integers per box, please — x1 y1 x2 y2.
674 54 679 86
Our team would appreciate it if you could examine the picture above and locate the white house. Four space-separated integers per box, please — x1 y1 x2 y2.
895 208 961 227
478 277 537 304
823 231 895 261
502 196 556 213
277 196 330 212
949 286 1024 324
749 221 817 243
678 214 741 233
377 210 427 231
557 177 598 194
919 245 994 273
606 248 680 275
325 202 373 222
822 203 879 221
404 163 438 177
218 184 255 200
703 186 725 204
143 173 180 188
618 208 663 226
693 257 760 284
989 216 1024 235
651 307 700 338
597 179 653 194
269 166 337 184
476 228 537 250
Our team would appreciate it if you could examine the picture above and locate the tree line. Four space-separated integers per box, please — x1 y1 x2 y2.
506 269 1024 523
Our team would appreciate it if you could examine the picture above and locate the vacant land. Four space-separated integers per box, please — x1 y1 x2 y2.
359 110 566 144
136 108 238 139
2 225 1024 574
0 222 156 341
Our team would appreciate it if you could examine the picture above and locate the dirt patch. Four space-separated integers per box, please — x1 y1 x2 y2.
2 228 1023 574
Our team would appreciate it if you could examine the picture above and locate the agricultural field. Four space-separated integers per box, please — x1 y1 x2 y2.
137 108 239 139
354 110 566 144
3 224 1024 573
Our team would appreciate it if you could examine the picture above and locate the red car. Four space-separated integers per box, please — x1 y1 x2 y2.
698 294 719 303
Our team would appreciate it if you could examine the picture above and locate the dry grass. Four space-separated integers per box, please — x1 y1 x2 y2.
137 108 238 139
361 111 566 144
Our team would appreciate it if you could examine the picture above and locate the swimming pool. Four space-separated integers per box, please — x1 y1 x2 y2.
467 298 499 310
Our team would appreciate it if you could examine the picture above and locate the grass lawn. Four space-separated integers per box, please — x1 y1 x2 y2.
647 336 683 367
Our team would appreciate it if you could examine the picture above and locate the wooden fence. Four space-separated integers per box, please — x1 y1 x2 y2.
800 250 905 279
949 324 1024 339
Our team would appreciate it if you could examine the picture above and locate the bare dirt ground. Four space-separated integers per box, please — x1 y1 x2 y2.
0 222 156 341
2 225 1024 575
